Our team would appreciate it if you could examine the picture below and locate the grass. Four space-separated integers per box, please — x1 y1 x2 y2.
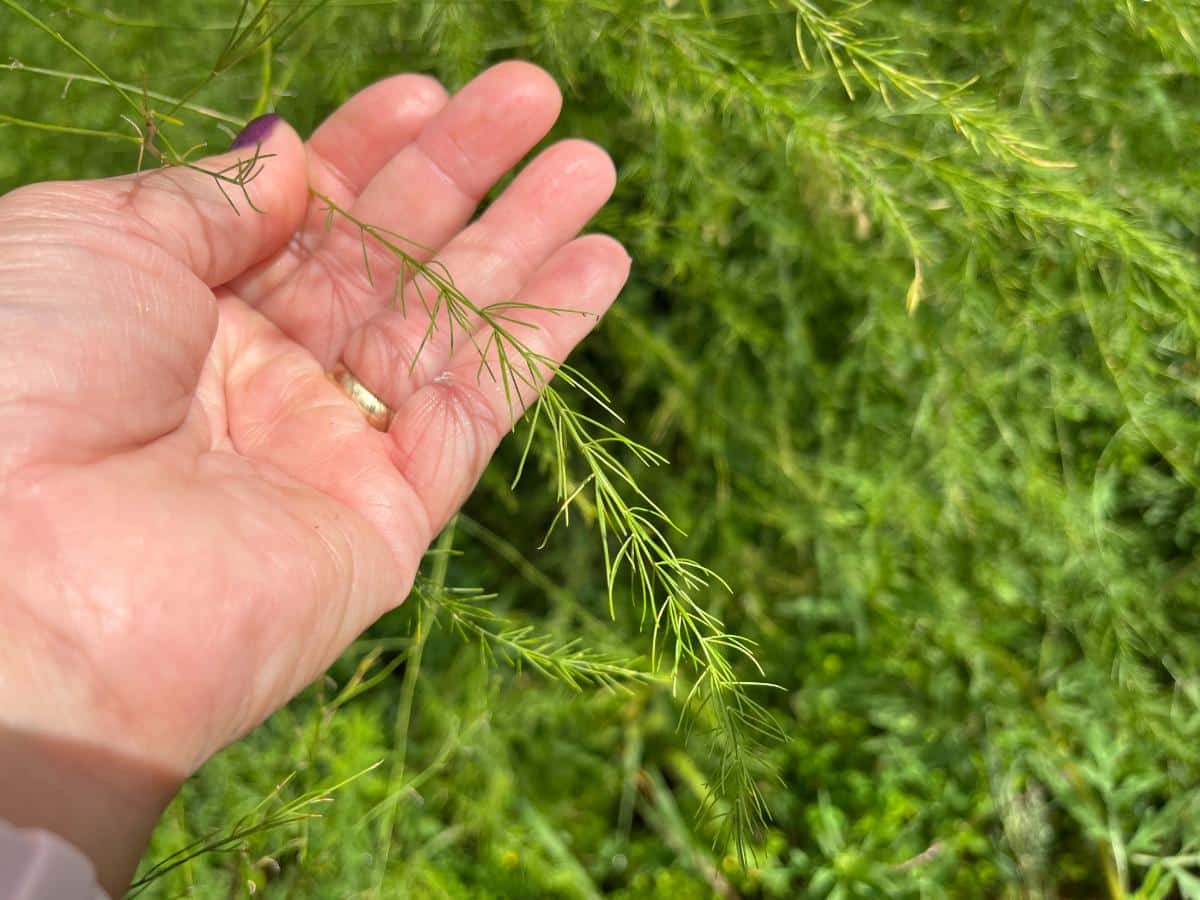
3 0 1200 896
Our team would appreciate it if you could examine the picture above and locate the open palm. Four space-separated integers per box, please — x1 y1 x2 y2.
0 61 626 788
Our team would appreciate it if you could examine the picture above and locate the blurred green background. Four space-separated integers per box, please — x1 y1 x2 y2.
4 1 1200 896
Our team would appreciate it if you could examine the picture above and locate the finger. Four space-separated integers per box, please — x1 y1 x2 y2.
230 74 449 303
254 60 563 362
385 235 630 533
338 138 617 412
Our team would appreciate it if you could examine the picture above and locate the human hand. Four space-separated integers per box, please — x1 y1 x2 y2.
0 61 627 894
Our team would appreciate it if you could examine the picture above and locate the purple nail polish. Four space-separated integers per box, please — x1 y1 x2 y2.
229 113 281 150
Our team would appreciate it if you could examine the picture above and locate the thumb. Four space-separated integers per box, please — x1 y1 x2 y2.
0 115 306 475
103 114 308 287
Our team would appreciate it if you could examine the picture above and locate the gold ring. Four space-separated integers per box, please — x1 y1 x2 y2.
329 362 393 431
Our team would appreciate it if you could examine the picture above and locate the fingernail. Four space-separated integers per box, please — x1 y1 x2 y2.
229 113 281 150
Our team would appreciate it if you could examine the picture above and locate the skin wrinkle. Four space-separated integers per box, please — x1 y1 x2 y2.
177 477 286 759
194 293 243 451
115 268 201 403
389 375 503 532
1 206 219 407
251 237 386 368
1 204 186 283
1 580 96 726
2 320 200 463
419 124 482 200
386 389 453 530
0 394 78 474
0 472 138 738
302 493 365 666
310 215 406 329
113 175 221 288
232 446 417 630
0 182 98 221
223 343 308 452
0 387 144 475
306 143 363 210
233 226 321 305
343 313 441 408
224 330 348 454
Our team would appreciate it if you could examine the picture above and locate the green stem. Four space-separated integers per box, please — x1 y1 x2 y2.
250 0 274 118
2 62 244 125
0 112 140 142
372 517 457 895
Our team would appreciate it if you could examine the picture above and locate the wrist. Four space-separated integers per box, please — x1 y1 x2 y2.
0 725 179 897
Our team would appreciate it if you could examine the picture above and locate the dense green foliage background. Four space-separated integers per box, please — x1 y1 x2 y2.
4 0 1200 896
